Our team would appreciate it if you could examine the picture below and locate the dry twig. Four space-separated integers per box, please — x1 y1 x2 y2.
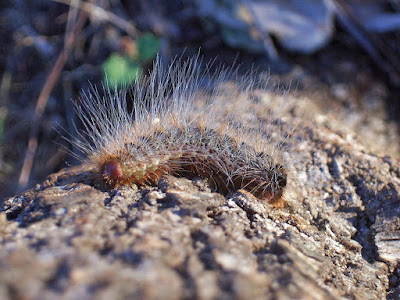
17 4 89 192
53 0 139 38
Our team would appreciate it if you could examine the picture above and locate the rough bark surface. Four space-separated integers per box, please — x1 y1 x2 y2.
1 94 400 300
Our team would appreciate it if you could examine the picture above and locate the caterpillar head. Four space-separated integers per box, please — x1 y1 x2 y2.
101 159 124 186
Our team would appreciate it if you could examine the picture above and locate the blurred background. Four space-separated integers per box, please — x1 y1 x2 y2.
1 0 400 200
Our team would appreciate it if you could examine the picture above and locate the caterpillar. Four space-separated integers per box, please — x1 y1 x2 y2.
71 56 290 206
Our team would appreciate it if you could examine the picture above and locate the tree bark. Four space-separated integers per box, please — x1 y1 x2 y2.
1 94 399 300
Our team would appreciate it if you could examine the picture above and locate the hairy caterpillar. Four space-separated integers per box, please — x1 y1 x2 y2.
72 57 290 205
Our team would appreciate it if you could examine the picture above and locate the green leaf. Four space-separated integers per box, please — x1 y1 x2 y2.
137 33 161 62
102 53 142 86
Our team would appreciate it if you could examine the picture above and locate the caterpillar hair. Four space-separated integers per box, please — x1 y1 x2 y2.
71 56 292 206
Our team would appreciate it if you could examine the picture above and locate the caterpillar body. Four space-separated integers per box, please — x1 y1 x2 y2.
72 57 290 205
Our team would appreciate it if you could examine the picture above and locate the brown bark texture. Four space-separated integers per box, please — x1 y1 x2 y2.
1 91 399 300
